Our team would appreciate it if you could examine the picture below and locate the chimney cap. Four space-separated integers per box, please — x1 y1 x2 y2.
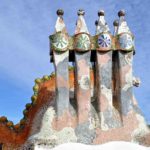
78 9 85 16
113 20 119 26
98 10 105 16
118 10 125 17
57 9 64 16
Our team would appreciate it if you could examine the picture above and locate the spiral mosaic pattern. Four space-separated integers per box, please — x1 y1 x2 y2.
52 34 69 50
75 34 91 51
98 34 111 48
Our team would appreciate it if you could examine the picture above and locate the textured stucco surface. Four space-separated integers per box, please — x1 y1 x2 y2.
0 70 150 149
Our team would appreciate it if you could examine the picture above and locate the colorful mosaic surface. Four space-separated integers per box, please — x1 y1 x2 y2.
98 33 111 48
51 33 69 51
75 34 91 51
50 34 135 52
119 34 133 50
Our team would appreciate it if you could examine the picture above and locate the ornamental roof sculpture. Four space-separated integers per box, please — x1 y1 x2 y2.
55 9 67 33
95 10 112 51
96 10 110 34
0 9 150 150
75 9 89 34
117 10 131 34
74 9 91 52
117 10 134 51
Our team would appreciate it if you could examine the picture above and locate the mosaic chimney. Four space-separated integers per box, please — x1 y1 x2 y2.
0 9 150 149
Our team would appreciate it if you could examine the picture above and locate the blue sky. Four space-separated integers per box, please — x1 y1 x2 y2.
0 0 150 124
